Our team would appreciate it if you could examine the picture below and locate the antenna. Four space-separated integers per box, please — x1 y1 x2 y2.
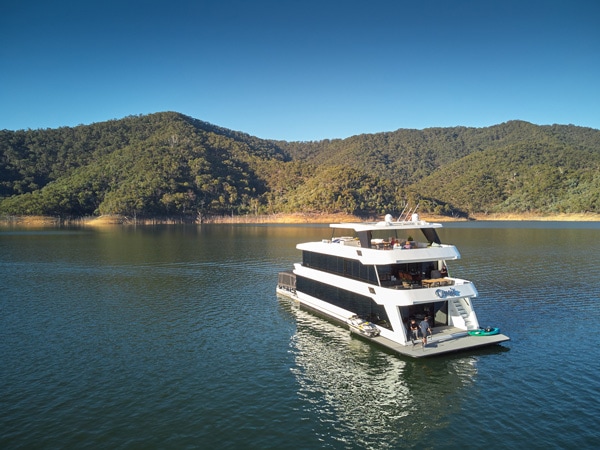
410 202 420 221
398 203 408 222
402 202 420 221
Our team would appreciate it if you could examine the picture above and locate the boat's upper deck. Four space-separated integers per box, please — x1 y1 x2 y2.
329 215 444 249
297 239 460 265
297 215 456 263
330 217 442 233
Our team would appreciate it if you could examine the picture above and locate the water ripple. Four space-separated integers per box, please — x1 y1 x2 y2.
2 224 600 449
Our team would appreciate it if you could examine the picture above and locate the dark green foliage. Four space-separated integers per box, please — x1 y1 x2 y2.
1 113 599 218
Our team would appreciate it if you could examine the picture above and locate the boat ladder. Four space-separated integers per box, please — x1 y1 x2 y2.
451 298 476 330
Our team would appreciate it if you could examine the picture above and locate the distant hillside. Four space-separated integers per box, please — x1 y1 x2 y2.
1 112 599 219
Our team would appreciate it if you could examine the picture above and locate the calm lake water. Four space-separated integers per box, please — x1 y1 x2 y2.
1 222 599 449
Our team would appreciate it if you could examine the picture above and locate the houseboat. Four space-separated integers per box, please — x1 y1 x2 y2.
277 213 510 358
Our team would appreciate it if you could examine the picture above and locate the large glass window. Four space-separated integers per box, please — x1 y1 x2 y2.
297 276 391 329
302 251 377 284
401 301 448 327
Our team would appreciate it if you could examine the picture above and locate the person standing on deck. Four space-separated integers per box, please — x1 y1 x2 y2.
420 316 432 346
409 319 419 344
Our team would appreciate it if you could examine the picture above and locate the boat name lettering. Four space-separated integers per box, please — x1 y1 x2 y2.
435 288 460 298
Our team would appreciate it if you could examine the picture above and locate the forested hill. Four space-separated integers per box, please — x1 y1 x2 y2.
1 112 599 219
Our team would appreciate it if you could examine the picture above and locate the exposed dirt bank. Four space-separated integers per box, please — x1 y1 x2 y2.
2 212 599 227
466 212 600 222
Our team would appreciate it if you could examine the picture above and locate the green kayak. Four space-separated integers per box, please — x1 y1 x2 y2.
468 327 500 336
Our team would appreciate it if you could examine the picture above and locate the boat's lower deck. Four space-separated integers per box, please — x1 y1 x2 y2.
276 288 510 358
361 325 510 358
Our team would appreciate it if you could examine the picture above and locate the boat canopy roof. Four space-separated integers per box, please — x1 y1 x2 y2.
330 220 442 232
330 212 441 231
330 215 443 247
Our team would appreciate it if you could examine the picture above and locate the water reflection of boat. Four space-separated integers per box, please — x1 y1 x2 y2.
277 296 479 447
277 212 510 357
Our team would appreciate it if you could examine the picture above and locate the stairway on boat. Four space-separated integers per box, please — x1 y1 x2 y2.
450 298 476 330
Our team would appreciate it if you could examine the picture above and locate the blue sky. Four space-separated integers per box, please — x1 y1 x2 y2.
1 0 599 141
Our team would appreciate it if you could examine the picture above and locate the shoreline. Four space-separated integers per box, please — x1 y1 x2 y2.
2 212 600 227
